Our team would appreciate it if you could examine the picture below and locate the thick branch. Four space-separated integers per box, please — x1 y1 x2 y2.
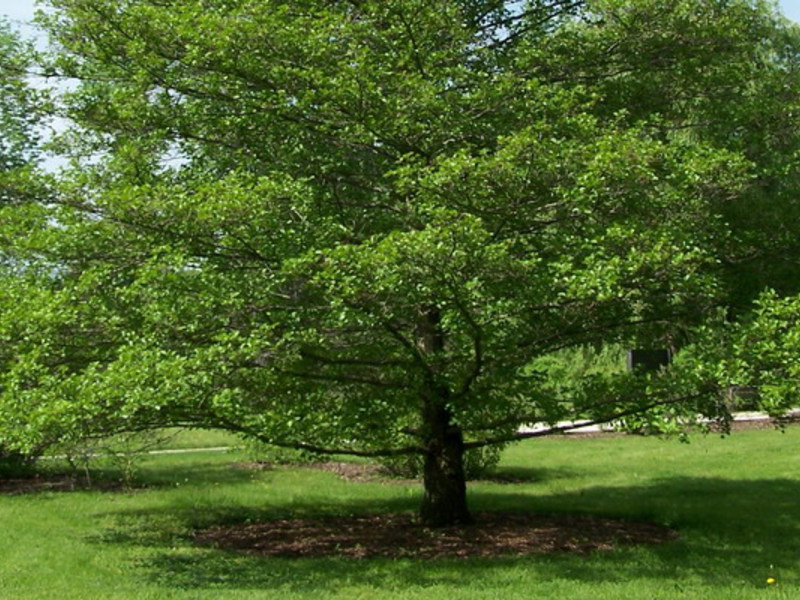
214 417 424 457
262 439 424 458
299 347 407 368
276 367 406 389
448 289 484 400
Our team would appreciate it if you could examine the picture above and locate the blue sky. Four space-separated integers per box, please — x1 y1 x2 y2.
782 0 800 22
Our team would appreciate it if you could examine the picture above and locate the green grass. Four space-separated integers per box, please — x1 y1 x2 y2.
3 429 800 599
154 427 244 450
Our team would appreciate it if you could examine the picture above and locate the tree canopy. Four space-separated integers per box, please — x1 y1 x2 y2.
2 0 800 525
0 19 42 204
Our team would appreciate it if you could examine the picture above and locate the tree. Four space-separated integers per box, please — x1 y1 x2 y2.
0 19 46 472
0 21 40 172
1 0 800 525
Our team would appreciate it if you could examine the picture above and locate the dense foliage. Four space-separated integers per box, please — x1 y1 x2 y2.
0 20 44 472
2 0 800 524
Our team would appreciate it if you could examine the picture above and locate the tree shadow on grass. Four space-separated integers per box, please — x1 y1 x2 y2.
132 454 260 489
476 465 579 485
0 452 257 496
145 550 533 593
90 473 800 593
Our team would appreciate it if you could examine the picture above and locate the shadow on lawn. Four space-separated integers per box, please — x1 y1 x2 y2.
94 471 800 593
476 465 579 484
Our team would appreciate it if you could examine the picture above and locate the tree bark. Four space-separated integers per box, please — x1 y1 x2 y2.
419 405 473 527
416 307 472 527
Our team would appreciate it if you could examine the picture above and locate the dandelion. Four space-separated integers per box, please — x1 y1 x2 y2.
766 577 776 585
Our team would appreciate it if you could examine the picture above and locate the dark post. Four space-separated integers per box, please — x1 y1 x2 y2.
626 349 671 374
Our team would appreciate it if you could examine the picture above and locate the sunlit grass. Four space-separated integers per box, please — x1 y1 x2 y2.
2 429 800 598
154 428 243 450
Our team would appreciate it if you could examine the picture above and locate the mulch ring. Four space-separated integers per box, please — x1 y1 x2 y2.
193 512 677 559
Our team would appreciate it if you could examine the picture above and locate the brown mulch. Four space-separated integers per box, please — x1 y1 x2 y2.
0 475 123 495
725 417 800 432
0 476 76 494
304 461 393 482
193 512 677 559
233 460 396 484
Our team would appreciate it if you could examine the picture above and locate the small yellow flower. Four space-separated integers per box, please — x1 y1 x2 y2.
766 577 776 585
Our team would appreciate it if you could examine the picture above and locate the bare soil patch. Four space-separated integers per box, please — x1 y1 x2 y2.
194 512 677 559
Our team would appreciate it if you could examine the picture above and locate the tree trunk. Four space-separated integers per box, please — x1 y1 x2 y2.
416 307 472 527
419 406 473 527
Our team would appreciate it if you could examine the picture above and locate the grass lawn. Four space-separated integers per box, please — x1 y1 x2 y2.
2 428 800 599
153 428 243 450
